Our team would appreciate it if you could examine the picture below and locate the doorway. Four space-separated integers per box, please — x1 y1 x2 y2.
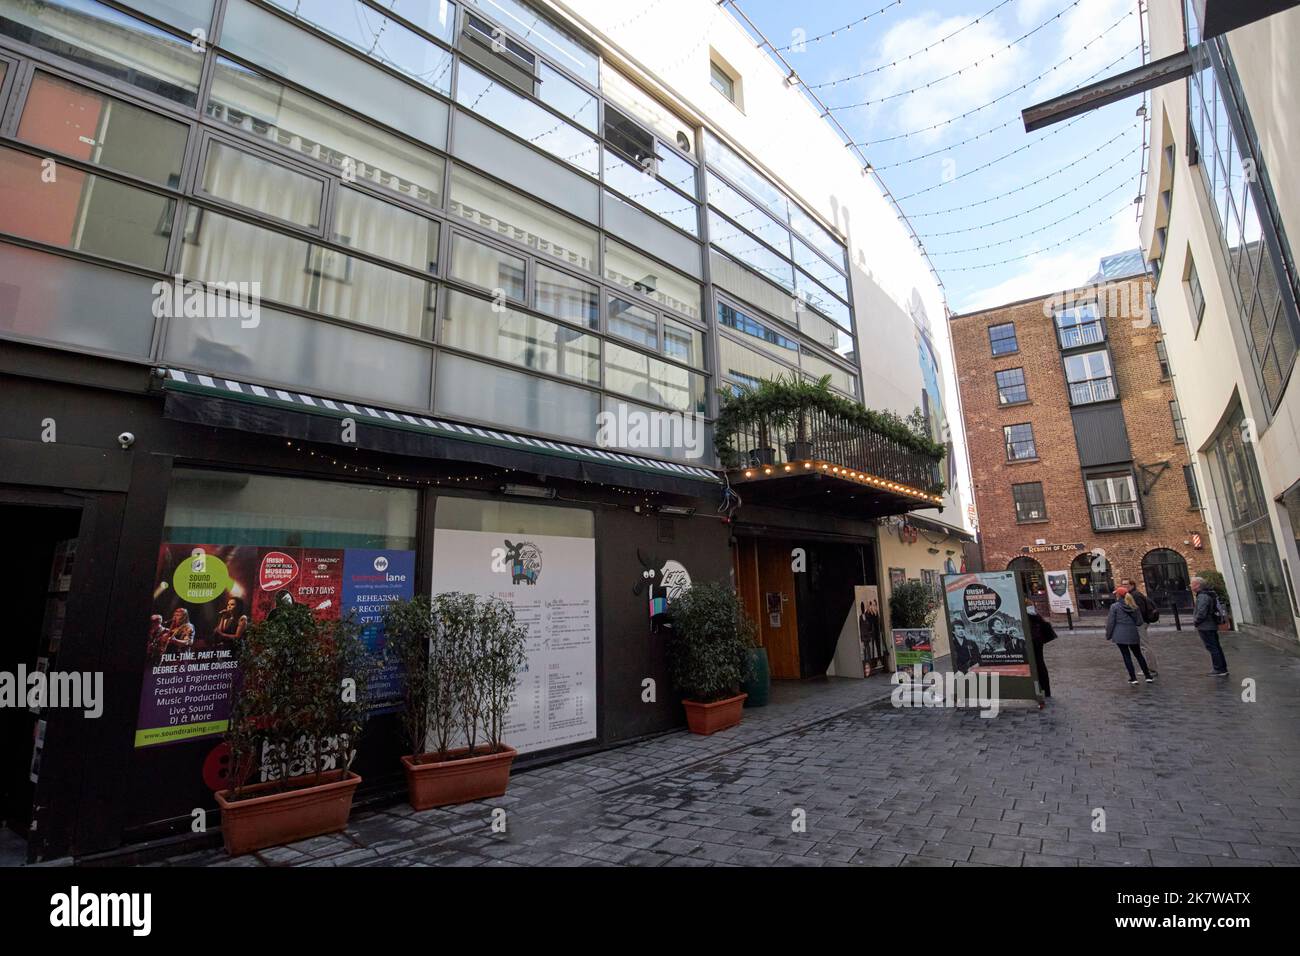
1072 550 1114 614
0 503 82 862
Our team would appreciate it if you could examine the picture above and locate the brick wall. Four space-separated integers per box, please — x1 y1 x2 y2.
950 276 1216 613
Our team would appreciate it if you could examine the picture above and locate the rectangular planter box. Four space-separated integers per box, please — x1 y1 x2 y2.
402 745 517 811
215 770 361 857
682 693 747 735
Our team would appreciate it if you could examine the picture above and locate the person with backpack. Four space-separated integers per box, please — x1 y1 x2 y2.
1025 604 1057 698
1121 577 1159 676
1106 586 1154 685
1191 575 1230 676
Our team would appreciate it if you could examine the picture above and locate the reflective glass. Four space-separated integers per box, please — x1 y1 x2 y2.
441 289 598 383
788 203 846 271
607 295 657 349
800 348 856 397
604 240 701 321
534 263 598 328
719 302 798 360
0 0 203 105
663 318 704 368
435 351 600 442
600 63 696 162
374 0 457 43
793 236 848 300
718 335 792 388
604 151 698 235
333 187 440 273
797 272 851 328
17 72 188 186
703 130 786 222
539 62 597 132
604 341 705 414
118 0 210 32
450 234 526 299
708 210 794 293
202 140 323 228
707 176 789 255
464 0 597 86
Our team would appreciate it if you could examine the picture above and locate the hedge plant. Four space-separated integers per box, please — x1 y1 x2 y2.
665 581 756 703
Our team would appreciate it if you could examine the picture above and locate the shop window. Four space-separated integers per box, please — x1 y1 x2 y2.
988 322 1018 355
1007 556 1046 600
16 71 188 187
1086 471 1142 530
201 140 325 229
0 146 174 270
450 233 526 301
1012 482 1046 523
1141 547 1192 611
0 0 204 105
441 289 599 384
332 187 440 274
1072 551 1114 613
995 367 1028 405
207 58 445 207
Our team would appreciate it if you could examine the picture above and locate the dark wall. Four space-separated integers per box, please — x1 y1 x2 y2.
595 508 732 742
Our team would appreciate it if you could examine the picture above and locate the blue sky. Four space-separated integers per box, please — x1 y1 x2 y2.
735 0 1149 313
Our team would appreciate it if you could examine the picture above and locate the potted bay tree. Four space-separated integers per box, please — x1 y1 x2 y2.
666 580 756 734
215 601 368 856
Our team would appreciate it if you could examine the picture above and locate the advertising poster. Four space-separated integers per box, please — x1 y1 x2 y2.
431 529 596 755
891 628 935 677
855 585 885 675
134 543 414 747
942 571 1031 677
1046 571 1075 614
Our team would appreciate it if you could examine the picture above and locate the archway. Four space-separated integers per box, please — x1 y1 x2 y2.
1142 548 1192 611
1071 551 1114 614
1007 556 1046 603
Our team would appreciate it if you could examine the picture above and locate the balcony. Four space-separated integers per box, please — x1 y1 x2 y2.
1069 376 1117 405
1091 501 1142 530
716 376 946 517
1056 320 1106 349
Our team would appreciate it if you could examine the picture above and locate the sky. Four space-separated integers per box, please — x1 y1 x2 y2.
732 0 1150 313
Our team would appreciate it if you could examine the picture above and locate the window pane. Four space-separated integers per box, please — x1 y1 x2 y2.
607 296 657 350
793 236 848 300
710 62 734 100
263 0 453 95
539 61 597 132
604 240 701 321
0 146 173 268
455 62 598 175
464 0 597 86
708 211 794 293
202 141 322 228
703 130 787 223
663 318 703 368
707 176 789 256
373 0 456 43
441 289 598 384
208 58 445 207
449 164 597 272
799 308 854 359
797 272 852 329
800 348 856 397
332 186 439 273
219 0 449 148
719 302 798 360
718 334 793 388
181 207 434 338
601 63 694 160
17 72 188 186
605 341 705 413
534 263 597 328
604 151 698 235
435 350 599 442
788 203 846 271
450 233 525 299
0 0 203 105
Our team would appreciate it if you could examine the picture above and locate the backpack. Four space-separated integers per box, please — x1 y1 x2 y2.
1214 596 1228 626
1146 604 1161 623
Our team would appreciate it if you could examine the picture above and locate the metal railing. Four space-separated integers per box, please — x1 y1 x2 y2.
1091 502 1142 529
1069 376 1117 405
1057 321 1106 349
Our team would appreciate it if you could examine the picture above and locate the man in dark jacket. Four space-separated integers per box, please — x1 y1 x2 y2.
1025 604 1055 698
1191 576 1229 676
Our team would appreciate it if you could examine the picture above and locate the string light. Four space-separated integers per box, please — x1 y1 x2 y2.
934 203 1132 272
913 145 1142 232
898 122 1136 201
823 0 1087 110
772 0 904 52
928 178 1134 255
810 0 1015 88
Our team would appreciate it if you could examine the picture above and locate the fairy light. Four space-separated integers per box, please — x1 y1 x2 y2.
936 204 1133 272
772 0 904 52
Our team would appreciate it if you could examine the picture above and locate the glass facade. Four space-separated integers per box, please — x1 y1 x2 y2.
0 0 860 468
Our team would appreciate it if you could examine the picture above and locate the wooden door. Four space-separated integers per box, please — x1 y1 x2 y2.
756 539 800 678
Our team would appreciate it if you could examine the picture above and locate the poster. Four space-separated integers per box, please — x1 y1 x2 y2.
1046 571 1075 614
889 567 906 589
891 628 934 677
855 585 885 675
430 528 596 755
942 571 1031 677
134 543 414 748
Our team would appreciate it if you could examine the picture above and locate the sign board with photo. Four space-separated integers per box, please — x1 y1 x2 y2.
941 571 1043 704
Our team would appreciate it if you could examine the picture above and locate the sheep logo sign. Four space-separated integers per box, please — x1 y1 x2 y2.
634 550 692 634
504 539 542 586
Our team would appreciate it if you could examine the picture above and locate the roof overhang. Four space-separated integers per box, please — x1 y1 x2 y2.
730 458 943 520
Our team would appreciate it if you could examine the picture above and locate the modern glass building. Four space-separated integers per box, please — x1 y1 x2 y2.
0 0 972 861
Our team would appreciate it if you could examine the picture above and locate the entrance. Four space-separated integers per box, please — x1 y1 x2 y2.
0 502 82 863
1007 556 1047 613
1072 550 1114 614
1141 548 1192 611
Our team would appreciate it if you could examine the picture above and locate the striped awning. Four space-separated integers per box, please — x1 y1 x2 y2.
159 370 721 494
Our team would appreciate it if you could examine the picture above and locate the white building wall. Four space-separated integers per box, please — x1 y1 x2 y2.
552 0 975 538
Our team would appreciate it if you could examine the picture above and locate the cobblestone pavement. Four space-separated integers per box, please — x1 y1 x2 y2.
169 628 1300 868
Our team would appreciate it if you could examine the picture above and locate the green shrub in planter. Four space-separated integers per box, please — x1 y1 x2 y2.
889 580 940 630
666 581 755 703
1197 569 1231 615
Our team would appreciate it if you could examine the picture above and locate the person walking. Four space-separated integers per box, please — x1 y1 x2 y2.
1191 575 1230 676
1106 586 1153 685
1121 577 1159 676
1025 604 1056 698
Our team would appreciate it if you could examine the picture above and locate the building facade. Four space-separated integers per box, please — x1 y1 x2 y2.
951 271 1215 617
1137 0 1300 647
0 0 971 861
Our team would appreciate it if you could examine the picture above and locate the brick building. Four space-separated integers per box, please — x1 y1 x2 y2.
951 269 1216 618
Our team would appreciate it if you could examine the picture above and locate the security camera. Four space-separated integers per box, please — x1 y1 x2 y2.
117 431 136 449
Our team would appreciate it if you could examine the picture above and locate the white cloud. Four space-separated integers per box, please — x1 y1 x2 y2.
1029 0 1142 101
948 206 1142 313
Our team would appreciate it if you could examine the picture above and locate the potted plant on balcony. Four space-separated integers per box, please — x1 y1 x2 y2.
666 581 755 734
784 375 829 462
386 592 527 810
215 601 368 856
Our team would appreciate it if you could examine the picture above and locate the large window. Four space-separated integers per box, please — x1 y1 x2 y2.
604 341 705 414
995 367 1028 405
200 140 324 229
1185 254 1206 333
1004 423 1037 461
464 0 597 87
1012 482 1047 523
988 322 1018 356
603 240 701 322
449 233 526 301
440 289 599 384
719 302 799 360
534 263 598 328
1086 472 1142 530
1054 302 1104 349
1064 350 1116 405
332 187 440 274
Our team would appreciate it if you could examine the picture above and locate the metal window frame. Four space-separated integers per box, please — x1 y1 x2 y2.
1011 481 1047 523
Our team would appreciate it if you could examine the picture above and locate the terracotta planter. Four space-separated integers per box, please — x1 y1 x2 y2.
402 745 517 810
215 769 360 856
682 693 747 735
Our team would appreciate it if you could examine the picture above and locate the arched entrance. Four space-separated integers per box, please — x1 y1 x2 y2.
1007 556 1047 614
1072 551 1114 614
1142 548 1192 611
